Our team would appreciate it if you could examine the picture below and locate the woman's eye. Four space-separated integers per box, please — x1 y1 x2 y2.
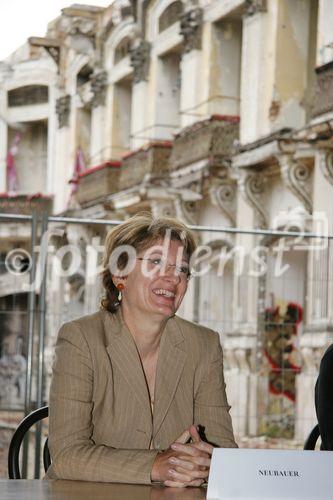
151 258 162 265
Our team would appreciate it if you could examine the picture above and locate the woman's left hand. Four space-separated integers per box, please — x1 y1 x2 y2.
164 425 213 488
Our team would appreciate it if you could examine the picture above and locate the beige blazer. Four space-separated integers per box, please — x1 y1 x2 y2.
46 308 236 484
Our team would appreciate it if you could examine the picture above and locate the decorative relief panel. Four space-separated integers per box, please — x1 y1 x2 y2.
90 71 108 108
244 0 267 16
56 95 71 128
180 8 203 53
130 41 151 83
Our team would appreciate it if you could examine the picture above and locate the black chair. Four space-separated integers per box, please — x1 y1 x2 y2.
8 405 51 479
303 423 321 450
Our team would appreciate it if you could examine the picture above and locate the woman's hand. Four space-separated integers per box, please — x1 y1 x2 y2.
151 425 213 487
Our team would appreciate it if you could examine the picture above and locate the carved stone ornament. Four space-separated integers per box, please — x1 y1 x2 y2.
173 184 201 225
46 46 61 66
90 71 108 108
151 200 176 219
61 16 97 38
56 95 71 128
209 182 236 226
279 155 313 214
238 171 268 228
244 0 267 16
320 150 333 185
130 41 151 84
175 199 198 225
180 8 203 53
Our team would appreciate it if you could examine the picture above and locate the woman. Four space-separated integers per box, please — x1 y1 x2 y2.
46 213 236 487
315 344 333 450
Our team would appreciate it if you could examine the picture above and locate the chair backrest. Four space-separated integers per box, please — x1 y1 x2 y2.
303 423 321 450
8 405 50 479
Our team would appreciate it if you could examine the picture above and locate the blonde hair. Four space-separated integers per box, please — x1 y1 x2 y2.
100 212 197 313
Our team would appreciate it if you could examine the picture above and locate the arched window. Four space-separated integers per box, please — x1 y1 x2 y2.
7 85 48 107
158 1 183 33
114 36 131 64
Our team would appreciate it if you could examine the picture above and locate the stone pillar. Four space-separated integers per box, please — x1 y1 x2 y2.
179 8 203 128
204 17 242 117
130 41 151 149
224 344 254 438
304 150 333 338
295 347 320 441
46 85 57 194
53 94 72 213
240 2 269 143
241 0 315 143
296 149 333 442
90 71 108 165
228 168 269 436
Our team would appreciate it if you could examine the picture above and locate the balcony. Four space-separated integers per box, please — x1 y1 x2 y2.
170 115 239 170
77 161 121 207
119 142 172 190
313 60 333 117
0 193 53 215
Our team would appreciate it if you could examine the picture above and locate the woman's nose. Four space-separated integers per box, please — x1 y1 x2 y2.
161 263 181 281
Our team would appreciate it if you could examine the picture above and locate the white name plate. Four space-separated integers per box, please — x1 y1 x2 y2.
207 448 333 500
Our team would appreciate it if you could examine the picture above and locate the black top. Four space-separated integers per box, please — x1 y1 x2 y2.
315 343 333 450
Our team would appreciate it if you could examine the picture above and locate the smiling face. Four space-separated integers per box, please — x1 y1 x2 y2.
115 238 189 321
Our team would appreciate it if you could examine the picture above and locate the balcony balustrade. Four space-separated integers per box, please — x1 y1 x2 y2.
77 161 121 206
170 115 239 170
313 60 333 117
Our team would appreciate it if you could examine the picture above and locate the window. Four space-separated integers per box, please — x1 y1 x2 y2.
158 1 183 33
114 37 131 64
8 86 48 107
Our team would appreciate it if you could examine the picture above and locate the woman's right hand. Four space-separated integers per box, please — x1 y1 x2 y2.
151 427 211 487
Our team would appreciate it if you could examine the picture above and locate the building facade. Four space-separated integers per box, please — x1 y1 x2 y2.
1 0 333 446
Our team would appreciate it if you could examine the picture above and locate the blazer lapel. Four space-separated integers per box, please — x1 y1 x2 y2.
153 317 186 438
103 310 152 423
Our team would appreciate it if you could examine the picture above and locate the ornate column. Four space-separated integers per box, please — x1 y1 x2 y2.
179 8 204 127
130 40 151 149
54 94 72 212
223 343 254 438
90 71 108 165
293 149 333 442
240 0 268 143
